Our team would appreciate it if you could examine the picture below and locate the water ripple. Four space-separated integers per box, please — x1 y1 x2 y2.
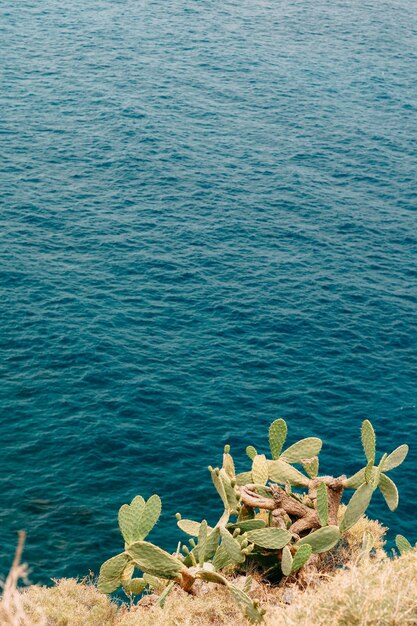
1 0 416 582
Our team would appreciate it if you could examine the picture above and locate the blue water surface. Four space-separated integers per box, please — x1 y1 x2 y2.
1 0 416 583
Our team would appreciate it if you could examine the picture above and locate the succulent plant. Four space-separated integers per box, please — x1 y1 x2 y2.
246 528 291 550
316 482 329 527
297 526 341 553
268 418 288 459
340 483 374 532
395 534 416 555
302 456 319 479
291 544 313 573
97 418 408 624
340 419 408 535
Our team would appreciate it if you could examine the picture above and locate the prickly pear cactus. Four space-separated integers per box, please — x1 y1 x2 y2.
291 544 312 573
96 418 409 625
246 528 291 550
395 534 415 554
297 526 341 553
316 482 329 527
281 545 293 576
118 494 161 546
98 553 130 593
268 418 287 459
127 541 186 579
340 483 373 532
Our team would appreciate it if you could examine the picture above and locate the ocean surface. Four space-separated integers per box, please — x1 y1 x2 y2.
1 0 416 583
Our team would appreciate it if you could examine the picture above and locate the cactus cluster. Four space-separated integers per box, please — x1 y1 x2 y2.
97 420 409 623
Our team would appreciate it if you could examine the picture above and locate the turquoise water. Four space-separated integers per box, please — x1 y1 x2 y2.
1 0 416 582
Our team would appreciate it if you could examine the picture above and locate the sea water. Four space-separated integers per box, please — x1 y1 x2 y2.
1 0 416 582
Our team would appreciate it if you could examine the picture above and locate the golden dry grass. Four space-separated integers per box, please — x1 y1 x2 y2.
0 532 47 626
1 516 415 626
270 550 417 626
23 579 117 626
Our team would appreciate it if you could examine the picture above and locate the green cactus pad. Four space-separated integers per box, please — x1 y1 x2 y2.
219 468 239 510
301 456 319 478
268 459 309 486
345 468 366 489
297 526 341 553
220 527 245 564
135 495 162 541
205 527 221 560
229 584 265 624
197 569 227 585
228 519 266 532
383 445 409 471
183 526 220 568
128 541 185 579
212 543 234 570
156 581 175 608
121 562 135 588
378 452 388 469
340 483 373 532
246 446 258 461
363 464 381 491
252 454 269 485
142 573 168 593
198 520 208 543
97 553 130 593
211 468 229 509
395 534 413 554
280 437 322 464
118 504 135 545
255 486 274 499
361 420 376 465
130 495 146 518
127 578 147 595
281 545 293 576
198 520 208 566
236 471 253 486
291 543 313 572
222 449 236 478
129 496 146 541
118 495 161 545
316 482 329 527
268 418 288 459
177 519 213 537
378 473 399 511
364 461 374 485
246 527 291 549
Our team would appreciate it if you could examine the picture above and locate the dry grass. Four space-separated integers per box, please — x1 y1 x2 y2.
0 532 47 626
24 579 117 626
1 516 415 626
270 550 417 626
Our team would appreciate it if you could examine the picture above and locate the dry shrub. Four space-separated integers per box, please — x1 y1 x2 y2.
0 532 46 626
117 586 244 626
268 550 417 626
23 579 117 626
